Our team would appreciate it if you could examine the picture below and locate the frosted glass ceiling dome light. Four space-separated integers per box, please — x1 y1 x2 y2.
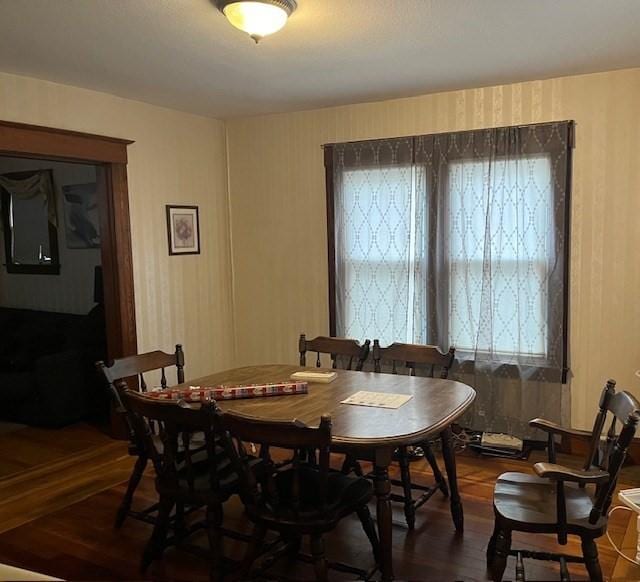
217 0 297 43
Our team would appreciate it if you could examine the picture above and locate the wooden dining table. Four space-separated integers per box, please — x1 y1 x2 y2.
176 364 476 581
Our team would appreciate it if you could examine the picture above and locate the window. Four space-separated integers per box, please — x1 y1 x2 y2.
338 164 421 346
447 154 552 358
326 122 572 377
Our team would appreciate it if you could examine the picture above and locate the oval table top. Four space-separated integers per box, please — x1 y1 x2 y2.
178 364 476 449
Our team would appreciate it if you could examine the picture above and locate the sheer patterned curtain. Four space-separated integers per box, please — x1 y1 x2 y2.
333 138 424 345
329 122 573 438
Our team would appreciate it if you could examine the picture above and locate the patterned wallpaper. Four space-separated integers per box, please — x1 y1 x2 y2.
226 68 640 430
1 67 638 430
0 71 236 379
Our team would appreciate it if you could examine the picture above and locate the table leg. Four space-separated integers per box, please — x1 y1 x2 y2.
440 425 463 531
374 447 394 581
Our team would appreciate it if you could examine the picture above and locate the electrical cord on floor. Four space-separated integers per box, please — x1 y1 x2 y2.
417 428 473 455
606 505 640 566
451 428 478 452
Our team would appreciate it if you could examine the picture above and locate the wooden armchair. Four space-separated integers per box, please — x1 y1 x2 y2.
221 410 379 581
487 379 640 582
298 334 370 371
96 345 185 527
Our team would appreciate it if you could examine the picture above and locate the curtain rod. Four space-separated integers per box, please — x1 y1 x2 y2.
321 120 575 149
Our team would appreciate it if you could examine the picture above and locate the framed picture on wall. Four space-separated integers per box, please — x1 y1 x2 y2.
166 205 200 255
62 182 100 249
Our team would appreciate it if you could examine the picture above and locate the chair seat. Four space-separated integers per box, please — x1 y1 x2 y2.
129 431 208 457
494 472 606 535
157 445 242 504
251 465 373 530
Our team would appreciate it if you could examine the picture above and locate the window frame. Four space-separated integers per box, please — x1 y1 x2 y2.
324 122 573 383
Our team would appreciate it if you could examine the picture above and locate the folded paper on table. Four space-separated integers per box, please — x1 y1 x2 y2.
341 390 413 409
146 381 308 402
290 371 337 383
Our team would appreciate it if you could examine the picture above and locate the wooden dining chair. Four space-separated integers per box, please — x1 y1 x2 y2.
221 410 379 581
299 334 370 371
343 340 456 530
121 388 239 580
487 379 640 582
96 344 185 527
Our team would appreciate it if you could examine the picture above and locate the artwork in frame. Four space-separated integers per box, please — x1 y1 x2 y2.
62 182 100 249
166 205 200 255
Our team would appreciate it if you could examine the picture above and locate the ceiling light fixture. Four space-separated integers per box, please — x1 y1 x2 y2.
217 0 297 43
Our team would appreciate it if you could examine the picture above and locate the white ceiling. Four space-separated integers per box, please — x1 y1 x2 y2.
0 0 639 119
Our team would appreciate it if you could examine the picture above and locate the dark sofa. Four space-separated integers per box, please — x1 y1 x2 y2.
0 305 108 427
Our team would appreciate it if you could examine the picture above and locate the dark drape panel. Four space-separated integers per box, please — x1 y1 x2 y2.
328 121 573 438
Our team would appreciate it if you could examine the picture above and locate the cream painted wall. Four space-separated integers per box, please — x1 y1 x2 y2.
226 68 640 430
1 67 637 430
0 72 235 378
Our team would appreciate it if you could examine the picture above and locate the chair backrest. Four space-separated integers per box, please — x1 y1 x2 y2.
96 344 185 407
299 334 370 371
96 345 185 445
585 380 640 522
372 340 455 378
221 410 333 514
121 387 227 496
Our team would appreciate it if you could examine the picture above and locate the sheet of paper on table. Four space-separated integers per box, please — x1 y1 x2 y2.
340 390 413 409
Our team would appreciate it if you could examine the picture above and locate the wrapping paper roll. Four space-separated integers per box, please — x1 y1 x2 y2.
144 381 308 402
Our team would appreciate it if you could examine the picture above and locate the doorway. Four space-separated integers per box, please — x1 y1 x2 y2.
0 120 136 362
0 155 109 434
0 121 136 446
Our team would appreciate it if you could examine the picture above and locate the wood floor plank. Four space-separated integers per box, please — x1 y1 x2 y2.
0 423 114 479
0 438 131 534
0 442 638 580
611 506 640 580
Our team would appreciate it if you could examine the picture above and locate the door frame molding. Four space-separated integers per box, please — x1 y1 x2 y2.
0 120 137 360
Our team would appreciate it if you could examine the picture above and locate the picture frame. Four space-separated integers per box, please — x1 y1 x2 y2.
166 205 200 255
62 182 100 249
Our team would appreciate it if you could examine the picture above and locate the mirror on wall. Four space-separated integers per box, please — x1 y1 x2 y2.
0 169 60 274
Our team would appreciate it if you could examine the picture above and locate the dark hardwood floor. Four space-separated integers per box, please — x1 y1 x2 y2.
0 422 114 479
0 424 131 535
0 441 637 581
